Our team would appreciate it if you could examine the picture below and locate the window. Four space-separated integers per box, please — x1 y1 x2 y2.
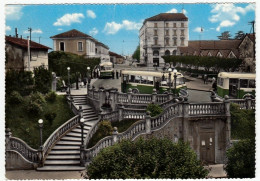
165 38 169 46
153 50 159 56
217 78 224 86
248 80 255 88
154 38 158 45
154 23 157 28
165 30 169 36
78 42 83 51
173 23 176 28
181 30 184 36
154 29 157 36
173 30 177 36
181 23 184 27
173 50 177 55
173 38 177 46
165 23 169 27
95 48 97 54
240 79 248 88
181 38 185 46
60 42 65 51
165 50 170 56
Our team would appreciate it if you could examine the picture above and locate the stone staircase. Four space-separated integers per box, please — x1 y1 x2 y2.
37 95 99 171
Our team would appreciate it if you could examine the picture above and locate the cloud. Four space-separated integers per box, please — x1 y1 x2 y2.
193 27 203 33
103 20 142 34
209 3 255 31
89 27 98 36
53 13 84 26
5 26 11 32
87 10 96 19
167 8 178 13
23 28 43 34
5 5 23 20
58 28 63 31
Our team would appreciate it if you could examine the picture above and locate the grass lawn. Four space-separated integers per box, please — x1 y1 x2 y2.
5 95 74 149
87 119 139 148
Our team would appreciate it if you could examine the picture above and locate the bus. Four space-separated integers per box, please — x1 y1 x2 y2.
121 70 186 94
217 72 255 99
99 62 113 78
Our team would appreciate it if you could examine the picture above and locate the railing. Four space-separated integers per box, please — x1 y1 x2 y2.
42 115 80 160
156 94 169 103
251 99 255 110
84 121 100 147
101 111 119 121
87 89 93 98
118 120 146 141
230 99 247 109
120 103 147 109
159 98 176 109
8 137 39 163
93 91 99 100
117 93 128 103
122 108 146 120
151 103 180 130
188 102 225 116
131 94 152 104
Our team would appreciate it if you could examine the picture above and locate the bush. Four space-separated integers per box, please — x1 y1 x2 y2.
146 103 163 117
87 120 113 148
44 112 57 125
8 91 23 104
87 138 208 179
34 65 52 94
29 92 46 106
26 101 43 116
45 91 57 102
224 139 255 178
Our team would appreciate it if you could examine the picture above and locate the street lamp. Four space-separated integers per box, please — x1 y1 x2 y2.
173 69 177 97
168 67 172 93
80 118 84 146
67 67 71 97
38 119 43 149
87 67 91 85
80 118 85 166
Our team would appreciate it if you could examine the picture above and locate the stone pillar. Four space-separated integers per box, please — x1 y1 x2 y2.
115 91 119 105
5 128 11 150
78 106 83 118
182 101 189 142
224 95 231 149
110 90 116 111
128 88 132 103
145 111 151 134
168 93 173 100
80 145 85 167
245 96 252 110
118 105 124 122
152 89 157 103
99 89 105 110
51 72 57 92
112 127 118 144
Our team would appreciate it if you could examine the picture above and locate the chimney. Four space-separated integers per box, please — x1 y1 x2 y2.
15 28 18 38
20 35 22 39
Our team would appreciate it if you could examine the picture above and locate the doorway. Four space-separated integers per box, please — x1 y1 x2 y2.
200 131 215 164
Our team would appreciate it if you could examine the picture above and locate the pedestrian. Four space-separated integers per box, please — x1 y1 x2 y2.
203 74 207 84
212 77 217 91
116 70 119 79
112 70 115 79
83 78 87 87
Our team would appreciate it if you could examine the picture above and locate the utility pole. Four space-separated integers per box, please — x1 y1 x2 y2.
249 21 255 34
28 27 32 71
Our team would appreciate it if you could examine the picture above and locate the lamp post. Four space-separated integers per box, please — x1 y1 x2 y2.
67 67 71 97
87 66 91 86
173 69 177 97
168 67 172 93
80 118 84 146
38 119 43 166
80 118 85 166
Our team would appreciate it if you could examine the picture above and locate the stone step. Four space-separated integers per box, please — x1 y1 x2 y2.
48 150 80 155
66 132 86 137
44 160 80 165
60 136 82 142
46 155 80 160
37 166 85 171
71 128 89 134
56 141 82 146
82 117 98 122
52 145 80 150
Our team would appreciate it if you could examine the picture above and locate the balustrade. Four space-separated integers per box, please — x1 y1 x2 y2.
131 94 152 104
188 103 225 116
230 99 247 109
117 93 128 103
122 109 146 120
156 94 169 103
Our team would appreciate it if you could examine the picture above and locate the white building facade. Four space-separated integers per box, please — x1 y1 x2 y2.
139 13 189 67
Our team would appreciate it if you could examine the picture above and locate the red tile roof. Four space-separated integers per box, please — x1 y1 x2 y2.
109 51 124 58
5 36 50 50
144 13 188 23
50 29 91 39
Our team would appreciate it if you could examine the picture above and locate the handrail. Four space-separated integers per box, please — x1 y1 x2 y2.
84 119 100 147
117 120 146 141
8 137 39 163
42 115 80 160
188 102 225 116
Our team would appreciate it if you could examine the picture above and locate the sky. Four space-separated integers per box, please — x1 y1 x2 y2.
5 3 255 56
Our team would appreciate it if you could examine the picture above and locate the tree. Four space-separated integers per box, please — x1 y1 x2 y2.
224 139 255 178
34 65 52 94
146 103 163 117
234 31 245 40
86 138 208 179
217 31 232 40
132 45 140 62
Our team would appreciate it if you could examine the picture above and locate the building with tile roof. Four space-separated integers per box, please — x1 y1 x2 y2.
50 29 110 62
109 51 125 64
5 36 51 71
139 12 189 67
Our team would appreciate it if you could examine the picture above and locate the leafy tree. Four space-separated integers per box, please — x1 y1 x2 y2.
217 31 232 40
87 138 208 179
34 65 52 94
132 45 140 62
146 103 163 117
224 139 255 178
234 31 245 40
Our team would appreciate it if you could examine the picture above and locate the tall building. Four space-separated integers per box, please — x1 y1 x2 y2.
139 13 189 67
51 29 110 62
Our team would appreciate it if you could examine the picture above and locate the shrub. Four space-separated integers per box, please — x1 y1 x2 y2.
224 139 255 178
87 138 208 179
29 92 46 106
26 101 43 116
146 103 163 117
87 120 113 148
44 112 57 125
34 65 52 94
8 91 23 104
45 91 57 102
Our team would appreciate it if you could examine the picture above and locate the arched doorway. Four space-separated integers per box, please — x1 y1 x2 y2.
165 50 170 56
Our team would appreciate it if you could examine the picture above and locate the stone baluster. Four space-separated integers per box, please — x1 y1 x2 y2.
245 94 252 110
128 88 132 103
78 106 83 119
112 127 118 144
145 111 151 134
182 101 189 142
115 91 119 104
168 92 173 101
118 105 124 122
152 89 157 103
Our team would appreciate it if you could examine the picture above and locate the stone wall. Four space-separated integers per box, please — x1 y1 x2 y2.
6 151 37 170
